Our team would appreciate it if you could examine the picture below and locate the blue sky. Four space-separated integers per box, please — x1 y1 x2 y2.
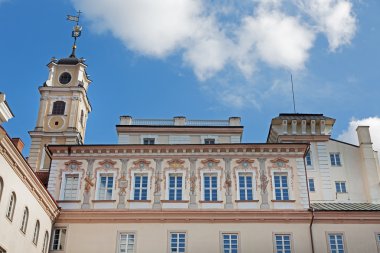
0 0 379 155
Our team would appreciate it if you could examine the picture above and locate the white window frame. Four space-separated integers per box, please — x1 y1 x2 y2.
140 135 158 145
33 220 40 245
273 233 293 253
168 232 187 253
308 178 315 192
375 233 380 253
236 171 255 201
201 171 221 201
0 177 3 202
201 135 218 144
59 172 81 200
42 231 49 253
335 181 347 193
166 172 185 201
117 231 136 253
20 206 29 233
305 151 312 167
96 172 116 200
272 172 290 201
6 192 16 221
220 232 240 253
51 227 67 251
327 233 346 253
330 153 342 166
130 171 151 201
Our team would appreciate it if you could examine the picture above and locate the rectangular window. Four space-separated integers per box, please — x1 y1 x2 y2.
305 152 312 166
274 173 289 200
51 228 66 250
204 138 215 144
335 181 347 193
328 233 345 253
238 173 253 200
98 174 114 200
222 233 239 253
204 173 218 201
376 233 380 253
63 174 79 200
308 179 315 192
330 153 341 166
274 234 292 253
143 138 155 145
134 175 148 200
170 232 186 253
169 174 182 201
118 233 135 253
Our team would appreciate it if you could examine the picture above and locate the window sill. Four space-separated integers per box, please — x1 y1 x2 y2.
271 200 296 202
235 200 259 203
92 200 116 203
199 200 223 203
336 192 348 194
57 200 81 203
127 200 151 203
161 200 189 203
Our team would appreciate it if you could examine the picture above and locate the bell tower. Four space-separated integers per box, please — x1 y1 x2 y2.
29 12 92 172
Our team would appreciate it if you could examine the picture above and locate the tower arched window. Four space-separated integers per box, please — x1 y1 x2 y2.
33 220 40 245
0 177 3 202
52 101 66 115
42 231 49 253
20 207 29 233
6 192 16 221
80 110 84 126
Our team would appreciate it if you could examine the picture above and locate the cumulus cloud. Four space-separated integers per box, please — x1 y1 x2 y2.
71 0 357 107
338 117 380 154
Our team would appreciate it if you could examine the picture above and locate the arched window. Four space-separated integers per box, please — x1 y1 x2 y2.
42 231 49 253
33 220 40 245
20 207 29 233
0 177 3 202
80 110 84 126
6 192 16 221
52 101 66 115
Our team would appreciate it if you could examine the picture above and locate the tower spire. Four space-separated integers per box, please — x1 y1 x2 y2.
66 10 83 58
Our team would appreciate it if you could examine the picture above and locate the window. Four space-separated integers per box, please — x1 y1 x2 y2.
20 207 29 233
42 231 49 253
134 175 148 200
170 232 186 253
328 233 345 253
204 173 218 201
52 101 66 115
0 246 6 253
376 233 380 253
168 174 183 201
274 234 292 253
80 110 84 126
63 174 79 200
274 173 289 200
97 174 114 200
305 151 312 166
51 228 66 250
33 220 40 245
118 232 135 253
143 138 155 145
6 192 16 221
238 173 253 200
0 177 3 202
204 138 215 144
330 153 341 166
308 179 315 192
335 182 347 193
221 233 239 253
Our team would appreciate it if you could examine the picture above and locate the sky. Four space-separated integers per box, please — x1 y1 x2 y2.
0 0 379 156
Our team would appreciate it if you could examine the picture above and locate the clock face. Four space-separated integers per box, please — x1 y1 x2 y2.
59 72 72 85
49 116 64 130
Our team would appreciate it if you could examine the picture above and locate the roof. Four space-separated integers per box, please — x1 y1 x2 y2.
274 113 335 121
311 203 380 211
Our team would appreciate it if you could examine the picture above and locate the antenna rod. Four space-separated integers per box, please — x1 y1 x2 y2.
291 74 296 113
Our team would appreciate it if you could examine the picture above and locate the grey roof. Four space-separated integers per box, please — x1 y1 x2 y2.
273 113 335 121
57 56 81 65
311 203 380 211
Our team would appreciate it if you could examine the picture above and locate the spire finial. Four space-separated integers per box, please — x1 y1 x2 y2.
66 10 83 58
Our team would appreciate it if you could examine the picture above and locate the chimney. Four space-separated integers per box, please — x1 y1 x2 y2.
228 117 241 126
120 116 132 125
11 138 24 152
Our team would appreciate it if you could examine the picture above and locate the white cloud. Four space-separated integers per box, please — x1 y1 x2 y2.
71 0 357 107
296 0 357 51
338 117 380 155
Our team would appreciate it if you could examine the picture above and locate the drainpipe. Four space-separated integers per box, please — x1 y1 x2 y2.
303 145 315 253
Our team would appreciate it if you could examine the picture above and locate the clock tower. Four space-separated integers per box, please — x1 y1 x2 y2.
28 13 92 172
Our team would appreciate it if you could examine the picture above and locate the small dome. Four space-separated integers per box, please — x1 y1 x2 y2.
57 56 80 65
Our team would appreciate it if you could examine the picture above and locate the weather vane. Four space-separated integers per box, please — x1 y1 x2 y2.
66 10 83 58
